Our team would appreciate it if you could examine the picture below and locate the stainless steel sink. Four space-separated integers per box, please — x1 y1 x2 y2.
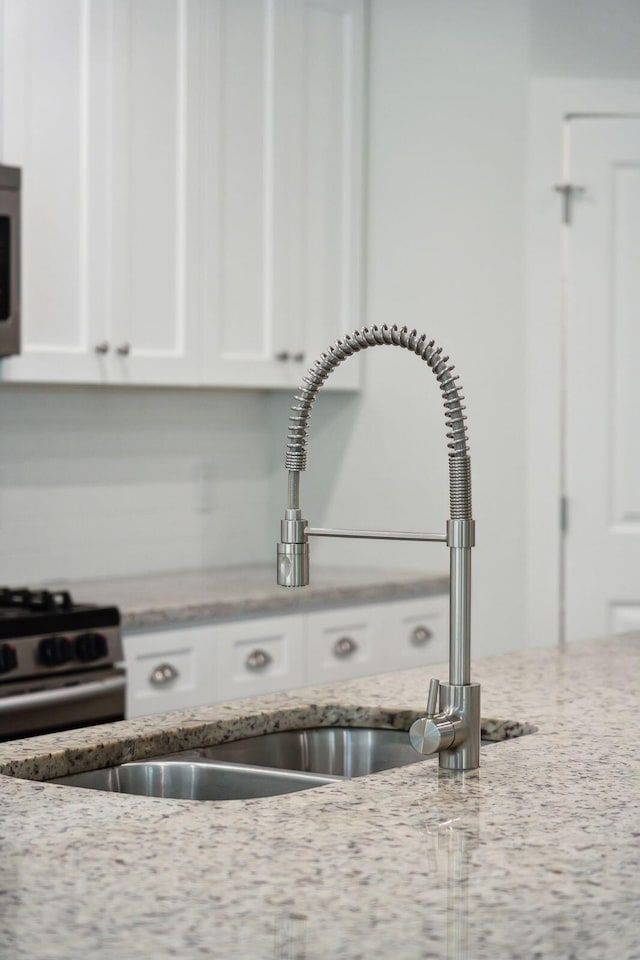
50 727 432 800
53 759 340 801
185 726 429 777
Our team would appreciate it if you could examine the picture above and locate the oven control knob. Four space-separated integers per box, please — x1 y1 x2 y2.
0 643 18 675
75 632 108 662
38 636 74 668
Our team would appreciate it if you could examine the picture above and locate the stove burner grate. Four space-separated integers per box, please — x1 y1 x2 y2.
0 587 74 613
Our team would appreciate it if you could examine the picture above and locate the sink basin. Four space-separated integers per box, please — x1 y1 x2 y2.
50 727 432 800
52 759 341 800
184 726 429 778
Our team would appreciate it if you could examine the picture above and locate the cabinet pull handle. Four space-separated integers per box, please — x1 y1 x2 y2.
116 342 131 356
292 352 305 363
245 649 272 672
411 625 433 647
149 662 180 686
94 341 110 354
275 351 290 362
333 636 358 659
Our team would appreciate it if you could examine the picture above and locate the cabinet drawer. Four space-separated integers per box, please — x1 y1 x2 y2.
124 625 215 719
215 615 305 701
381 595 449 672
306 605 380 683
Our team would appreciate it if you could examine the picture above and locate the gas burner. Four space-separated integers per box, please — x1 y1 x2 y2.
0 587 74 613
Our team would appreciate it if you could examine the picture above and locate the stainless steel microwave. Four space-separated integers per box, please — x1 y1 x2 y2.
0 164 20 357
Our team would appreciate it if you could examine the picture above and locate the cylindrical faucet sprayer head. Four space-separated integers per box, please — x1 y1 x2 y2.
277 509 309 587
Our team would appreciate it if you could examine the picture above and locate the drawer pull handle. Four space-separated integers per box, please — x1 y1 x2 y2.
94 340 110 354
411 625 433 647
245 649 272 672
333 636 358 659
116 342 131 356
149 662 179 686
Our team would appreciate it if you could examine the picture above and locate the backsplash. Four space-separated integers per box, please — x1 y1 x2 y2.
0 385 273 584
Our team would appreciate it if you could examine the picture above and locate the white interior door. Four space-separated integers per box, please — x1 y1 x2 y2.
565 117 640 642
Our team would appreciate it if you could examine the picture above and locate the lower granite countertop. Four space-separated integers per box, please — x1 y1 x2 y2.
1 634 639 959
45 564 449 629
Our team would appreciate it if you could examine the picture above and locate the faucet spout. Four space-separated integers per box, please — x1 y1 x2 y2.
275 324 480 771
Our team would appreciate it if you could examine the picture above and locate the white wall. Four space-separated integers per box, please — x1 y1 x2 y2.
0 386 272 583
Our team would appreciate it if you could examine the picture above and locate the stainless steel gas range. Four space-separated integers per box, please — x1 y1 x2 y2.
0 587 125 740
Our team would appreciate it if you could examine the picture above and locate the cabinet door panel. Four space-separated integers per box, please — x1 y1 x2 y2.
202 0 364 391
306 604 380 682
108 0 202 385
1 0 107 383
124 624 216 718
380 596 449 673
215 614 305 701
1 0 202 386
202 0 297 388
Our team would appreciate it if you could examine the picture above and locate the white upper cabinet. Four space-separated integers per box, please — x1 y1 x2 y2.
103 0 204 386
202 0 365 389
1 0 100 383
1 0 202 385
0 0 365 390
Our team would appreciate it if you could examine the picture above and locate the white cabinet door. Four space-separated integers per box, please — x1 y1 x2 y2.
200 0 294 390
124 624 216 719
201 0 365 391
1 0 202 387
306 603 381 683
378 595 449 673
215 614 306 701
1 0 106 384
105 0 203 386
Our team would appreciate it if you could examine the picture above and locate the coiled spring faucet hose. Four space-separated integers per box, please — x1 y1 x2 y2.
284 324 472 519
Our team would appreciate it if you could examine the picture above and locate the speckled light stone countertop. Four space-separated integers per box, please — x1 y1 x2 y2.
1 635 639 960
46 564 449 629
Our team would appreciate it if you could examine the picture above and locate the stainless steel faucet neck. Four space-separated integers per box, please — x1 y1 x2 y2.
276 324 480 771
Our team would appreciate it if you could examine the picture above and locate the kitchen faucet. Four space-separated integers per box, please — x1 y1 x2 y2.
276 324 480 771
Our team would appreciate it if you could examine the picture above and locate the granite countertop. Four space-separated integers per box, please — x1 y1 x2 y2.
1 635 639 959
47 564 449 629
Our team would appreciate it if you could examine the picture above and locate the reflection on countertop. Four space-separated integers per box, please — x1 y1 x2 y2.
1 634 639 959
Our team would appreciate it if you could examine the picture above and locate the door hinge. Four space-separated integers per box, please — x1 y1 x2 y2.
560 495 569 534
553 183 585 225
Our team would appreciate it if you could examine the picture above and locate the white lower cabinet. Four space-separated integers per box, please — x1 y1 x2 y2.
215 615 305 703
123 594 449 719
306 604 382 684
124 624 216 719
379 595 449 673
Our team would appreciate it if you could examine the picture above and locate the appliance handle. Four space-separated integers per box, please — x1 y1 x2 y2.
0 675 126 714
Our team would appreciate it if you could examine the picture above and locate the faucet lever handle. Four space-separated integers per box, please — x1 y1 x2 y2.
425 678 440 718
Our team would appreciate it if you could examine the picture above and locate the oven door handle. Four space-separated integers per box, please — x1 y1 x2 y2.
0 675 126 714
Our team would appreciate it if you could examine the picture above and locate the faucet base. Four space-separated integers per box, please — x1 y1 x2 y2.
438 682 481 771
